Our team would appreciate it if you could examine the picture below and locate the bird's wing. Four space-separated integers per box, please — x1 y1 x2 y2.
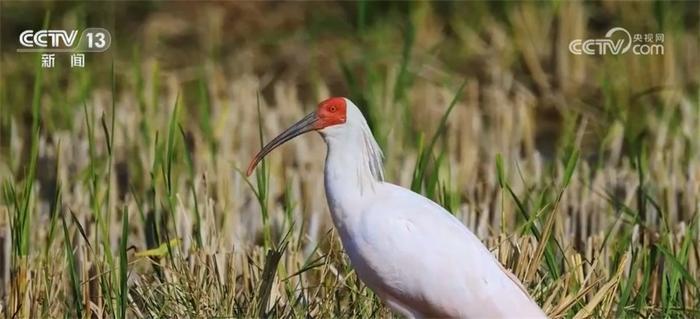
499 259 535 299
355 183 544 318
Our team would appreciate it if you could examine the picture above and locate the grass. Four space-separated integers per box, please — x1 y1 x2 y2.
0 1 699 318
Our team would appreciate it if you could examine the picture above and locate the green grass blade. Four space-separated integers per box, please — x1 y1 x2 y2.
118 206 129 319
61 214 83 318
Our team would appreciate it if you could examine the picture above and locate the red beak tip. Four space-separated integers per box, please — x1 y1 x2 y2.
245 165 254 176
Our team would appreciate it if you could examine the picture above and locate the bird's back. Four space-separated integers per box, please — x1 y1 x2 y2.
338 182 546 318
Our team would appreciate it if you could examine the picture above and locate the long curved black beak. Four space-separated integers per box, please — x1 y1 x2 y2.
246 111 319 176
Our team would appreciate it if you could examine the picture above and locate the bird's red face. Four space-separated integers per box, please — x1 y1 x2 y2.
315 97 347 129
246 97 347 176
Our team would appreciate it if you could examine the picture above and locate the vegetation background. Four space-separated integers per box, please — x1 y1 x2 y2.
0 1 699 317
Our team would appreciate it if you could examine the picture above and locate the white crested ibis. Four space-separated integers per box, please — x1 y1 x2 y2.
247 97 546 318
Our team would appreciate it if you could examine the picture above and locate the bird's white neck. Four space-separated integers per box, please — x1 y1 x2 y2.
320 123 384 231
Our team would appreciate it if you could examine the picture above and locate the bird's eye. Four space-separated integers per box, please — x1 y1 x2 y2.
329 105 337 112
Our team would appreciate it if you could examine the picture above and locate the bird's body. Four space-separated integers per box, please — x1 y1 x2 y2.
248 97 546 318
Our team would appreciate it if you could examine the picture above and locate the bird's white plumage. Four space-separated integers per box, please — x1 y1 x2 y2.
319 99 546 318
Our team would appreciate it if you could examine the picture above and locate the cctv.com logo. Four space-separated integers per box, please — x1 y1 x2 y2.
569 27 664 56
